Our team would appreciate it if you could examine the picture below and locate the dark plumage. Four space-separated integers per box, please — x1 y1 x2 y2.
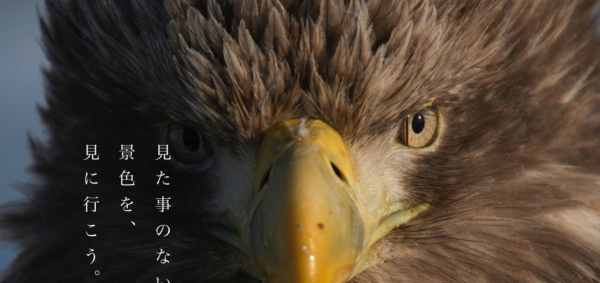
2 0 600 282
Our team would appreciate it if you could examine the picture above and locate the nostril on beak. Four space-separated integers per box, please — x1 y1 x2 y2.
258 165 272 190
331 162 347 184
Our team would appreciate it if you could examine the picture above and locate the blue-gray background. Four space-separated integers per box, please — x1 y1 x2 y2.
0 0 46 273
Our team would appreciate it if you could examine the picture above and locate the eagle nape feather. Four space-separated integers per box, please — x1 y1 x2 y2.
2 0 600 282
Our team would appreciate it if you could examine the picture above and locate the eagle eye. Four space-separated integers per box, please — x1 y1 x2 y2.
182 127 201 151
396 107 439 148
168 124 209 163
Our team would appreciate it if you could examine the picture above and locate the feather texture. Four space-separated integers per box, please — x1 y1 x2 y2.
2 0 600 282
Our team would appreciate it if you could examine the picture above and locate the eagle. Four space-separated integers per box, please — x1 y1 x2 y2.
2 0 600 282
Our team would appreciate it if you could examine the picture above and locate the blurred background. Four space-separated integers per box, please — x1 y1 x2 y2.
0 0 46 273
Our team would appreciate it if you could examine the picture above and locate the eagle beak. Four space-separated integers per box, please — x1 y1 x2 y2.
248 119 363 283
202 119 429 282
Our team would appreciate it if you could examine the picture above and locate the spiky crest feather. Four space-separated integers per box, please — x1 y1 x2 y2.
2 0 600 282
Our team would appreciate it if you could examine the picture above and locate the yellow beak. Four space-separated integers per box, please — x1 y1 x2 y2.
207 119 429 282
249 119 362 283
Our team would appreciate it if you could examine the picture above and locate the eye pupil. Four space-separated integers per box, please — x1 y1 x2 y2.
412 113 425 134
182 128 201 152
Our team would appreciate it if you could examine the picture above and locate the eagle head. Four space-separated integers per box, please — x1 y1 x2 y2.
2 0 600 282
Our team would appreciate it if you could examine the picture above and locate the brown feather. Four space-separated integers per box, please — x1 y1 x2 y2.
2 0 600 282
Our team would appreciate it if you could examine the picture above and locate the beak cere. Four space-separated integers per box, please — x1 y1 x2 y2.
249 119 365 283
